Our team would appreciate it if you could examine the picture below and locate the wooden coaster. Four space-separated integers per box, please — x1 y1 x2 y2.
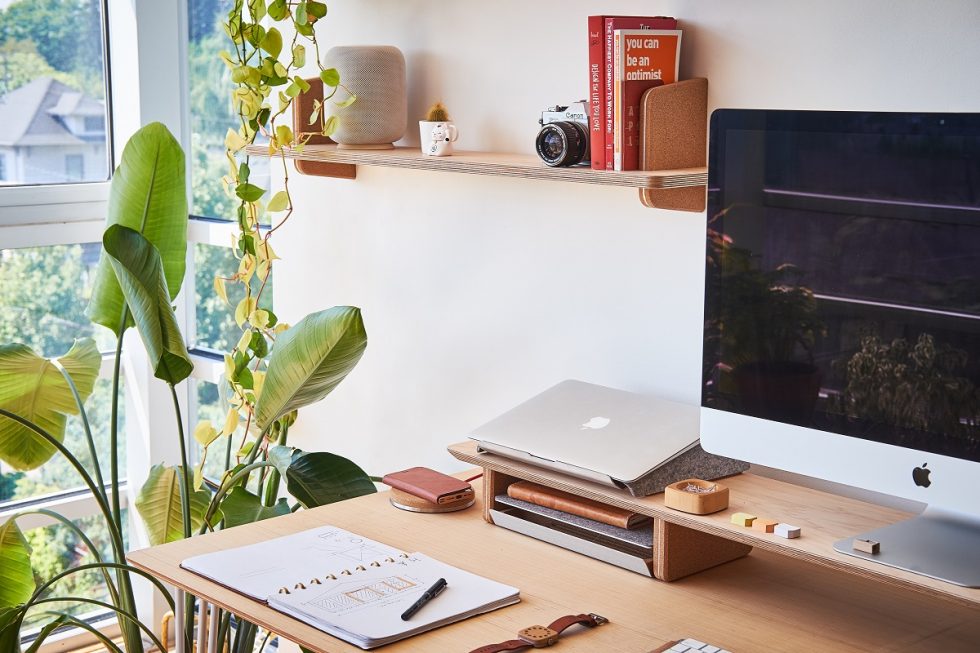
389 488 475 513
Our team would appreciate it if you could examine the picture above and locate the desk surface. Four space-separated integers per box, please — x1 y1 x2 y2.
128 473 980 652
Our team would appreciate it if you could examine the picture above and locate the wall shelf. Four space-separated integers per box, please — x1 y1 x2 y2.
245 77 709 212
245 143 707 191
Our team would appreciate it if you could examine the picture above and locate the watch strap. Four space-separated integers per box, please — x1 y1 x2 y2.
468 613 608 653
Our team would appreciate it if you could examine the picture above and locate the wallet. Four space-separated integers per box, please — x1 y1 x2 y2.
382 467 474 505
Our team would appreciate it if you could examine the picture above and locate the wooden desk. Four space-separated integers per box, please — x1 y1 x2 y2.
128 474 980 652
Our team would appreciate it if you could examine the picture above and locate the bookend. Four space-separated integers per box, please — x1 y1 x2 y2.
291 77 357 179
476 461 750 582
638 77 708 213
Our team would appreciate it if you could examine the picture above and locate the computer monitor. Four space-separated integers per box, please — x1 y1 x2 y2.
699 109 980 587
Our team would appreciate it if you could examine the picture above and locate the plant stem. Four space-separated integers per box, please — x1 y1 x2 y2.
169 384 193 539
29 597 167 653
52 360 106 499
199 461 277 534
110 308 129 530
262 424 288 506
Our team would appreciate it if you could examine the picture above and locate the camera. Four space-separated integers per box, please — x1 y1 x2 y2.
535 101 590 167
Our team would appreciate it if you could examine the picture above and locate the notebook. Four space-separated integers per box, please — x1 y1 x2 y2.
180 526 520 649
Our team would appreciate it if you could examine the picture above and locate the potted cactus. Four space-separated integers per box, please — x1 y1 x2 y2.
419 102 458 156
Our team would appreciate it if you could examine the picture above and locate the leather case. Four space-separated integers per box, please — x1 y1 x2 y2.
507 481 650 530
382 467 474 505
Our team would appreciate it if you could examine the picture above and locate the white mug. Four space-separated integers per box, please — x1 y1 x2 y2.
419 121 459 156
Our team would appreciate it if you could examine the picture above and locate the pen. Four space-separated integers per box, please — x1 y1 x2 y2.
400 577 448 621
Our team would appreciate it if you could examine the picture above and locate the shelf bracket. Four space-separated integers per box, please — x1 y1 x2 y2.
292 77 357 180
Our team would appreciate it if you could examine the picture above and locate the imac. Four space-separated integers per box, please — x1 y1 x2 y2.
700 109 980 586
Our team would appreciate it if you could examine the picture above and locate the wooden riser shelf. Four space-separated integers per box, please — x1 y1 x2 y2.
447 440 980 608
245 143 707 191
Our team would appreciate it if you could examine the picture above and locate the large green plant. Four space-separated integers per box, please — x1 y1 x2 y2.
0 121 373 652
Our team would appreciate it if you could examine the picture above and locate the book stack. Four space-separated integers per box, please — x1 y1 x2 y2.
587 15 681 171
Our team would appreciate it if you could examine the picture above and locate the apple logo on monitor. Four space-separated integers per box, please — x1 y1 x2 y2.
912 463 932 488
581 416 610 430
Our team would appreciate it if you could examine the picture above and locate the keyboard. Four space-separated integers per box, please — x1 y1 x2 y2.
660 638 732 653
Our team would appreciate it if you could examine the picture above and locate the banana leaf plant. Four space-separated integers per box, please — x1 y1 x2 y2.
0 122 376 652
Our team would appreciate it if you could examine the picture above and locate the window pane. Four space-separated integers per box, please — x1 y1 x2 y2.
188 0 269 219
194 243 272 352
0 244 124 505
0 0 110 186
21 511 128 630
195 380 233 482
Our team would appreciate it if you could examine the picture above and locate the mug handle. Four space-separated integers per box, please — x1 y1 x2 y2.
446 124 459 142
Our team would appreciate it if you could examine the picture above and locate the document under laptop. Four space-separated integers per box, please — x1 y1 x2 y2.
469 380 700 490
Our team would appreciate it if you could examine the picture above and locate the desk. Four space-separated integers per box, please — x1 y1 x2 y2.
128 473 980 652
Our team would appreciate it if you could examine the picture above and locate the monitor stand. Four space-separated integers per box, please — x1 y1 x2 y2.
834 506 980 587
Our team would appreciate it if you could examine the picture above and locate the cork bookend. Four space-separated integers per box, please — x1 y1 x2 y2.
638 77 708 212
291 77 356 179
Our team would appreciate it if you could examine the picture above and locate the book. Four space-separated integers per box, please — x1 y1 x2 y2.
613 29 682 171
506 480 652 530
589 16 677 171
181 525 520 650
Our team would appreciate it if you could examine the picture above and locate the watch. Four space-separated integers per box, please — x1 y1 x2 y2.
467 613 608 653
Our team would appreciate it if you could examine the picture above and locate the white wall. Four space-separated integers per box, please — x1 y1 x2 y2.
274 0 980 481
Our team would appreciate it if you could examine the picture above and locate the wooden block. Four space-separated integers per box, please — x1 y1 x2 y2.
731 512 757 527
853 538 880 554
664 478 730 515
775 523 801 539
752 519 778 533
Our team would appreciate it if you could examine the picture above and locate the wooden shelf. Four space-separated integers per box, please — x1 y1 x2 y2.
245 143 707 190
448 440 980 609
255 76 709 211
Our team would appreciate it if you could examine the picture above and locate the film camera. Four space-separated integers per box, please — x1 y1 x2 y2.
535 102 590 167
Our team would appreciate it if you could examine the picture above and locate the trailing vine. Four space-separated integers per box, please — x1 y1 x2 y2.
194 0 355 486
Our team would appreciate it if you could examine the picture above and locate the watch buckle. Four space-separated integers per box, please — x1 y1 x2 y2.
517 625 559 648
589 613 609 626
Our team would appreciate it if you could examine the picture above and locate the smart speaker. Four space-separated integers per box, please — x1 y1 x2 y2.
322 45 406 149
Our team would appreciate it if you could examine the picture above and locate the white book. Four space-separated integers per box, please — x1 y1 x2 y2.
181 526 520 649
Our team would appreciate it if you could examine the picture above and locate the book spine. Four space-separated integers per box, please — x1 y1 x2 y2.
587 16 605 170
613 31 624 171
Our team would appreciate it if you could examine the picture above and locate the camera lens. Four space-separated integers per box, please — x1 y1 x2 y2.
535 121 590 167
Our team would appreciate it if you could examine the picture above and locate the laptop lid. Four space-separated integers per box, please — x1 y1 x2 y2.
469 380 699 485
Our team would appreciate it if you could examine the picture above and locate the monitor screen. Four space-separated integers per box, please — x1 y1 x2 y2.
702 110 980 464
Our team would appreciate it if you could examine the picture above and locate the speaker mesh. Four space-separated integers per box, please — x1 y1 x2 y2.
323 46 407 146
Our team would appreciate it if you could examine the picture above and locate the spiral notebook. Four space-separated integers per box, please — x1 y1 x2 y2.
180 526 520 649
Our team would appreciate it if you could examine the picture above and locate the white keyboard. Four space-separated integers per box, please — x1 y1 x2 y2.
666 639 731 653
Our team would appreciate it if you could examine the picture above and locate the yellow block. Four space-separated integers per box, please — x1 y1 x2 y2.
731 512 757 527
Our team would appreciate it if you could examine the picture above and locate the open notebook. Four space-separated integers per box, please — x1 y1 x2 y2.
181 526 520 649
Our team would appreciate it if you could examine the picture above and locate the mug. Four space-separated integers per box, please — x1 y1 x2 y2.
419 121 459 156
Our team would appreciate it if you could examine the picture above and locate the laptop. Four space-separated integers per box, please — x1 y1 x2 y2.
470 380 700 490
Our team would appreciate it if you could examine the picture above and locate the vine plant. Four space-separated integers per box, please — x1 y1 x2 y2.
199 0 354 486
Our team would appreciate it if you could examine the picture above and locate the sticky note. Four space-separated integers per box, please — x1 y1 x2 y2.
731 512 757 527
774 523 801 539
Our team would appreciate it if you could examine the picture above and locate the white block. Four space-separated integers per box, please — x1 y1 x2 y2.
775 523 801 539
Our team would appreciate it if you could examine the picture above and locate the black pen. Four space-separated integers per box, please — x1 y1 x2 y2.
400 577 448 621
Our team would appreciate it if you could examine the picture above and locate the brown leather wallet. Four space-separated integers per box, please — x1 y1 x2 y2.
381 466 474 505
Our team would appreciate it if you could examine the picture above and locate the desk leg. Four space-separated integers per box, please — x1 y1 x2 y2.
208 603 220 653
175 589 185 653
196 601 209 653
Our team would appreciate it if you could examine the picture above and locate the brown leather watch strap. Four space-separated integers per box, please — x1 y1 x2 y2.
468 613 607 653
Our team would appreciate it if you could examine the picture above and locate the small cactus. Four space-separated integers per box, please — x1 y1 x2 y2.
425 102 450 122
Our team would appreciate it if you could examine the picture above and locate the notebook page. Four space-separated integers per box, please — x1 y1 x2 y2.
180 526 404 601
268 553 520 649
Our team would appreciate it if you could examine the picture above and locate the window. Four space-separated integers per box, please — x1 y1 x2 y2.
0 156 6 180
84 115 105 133
0 0 110 186
65 154 85 181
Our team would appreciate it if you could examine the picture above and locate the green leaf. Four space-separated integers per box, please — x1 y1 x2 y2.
0 520 33 609
103 226 193 385
292 44 306 67
295 1 308 25
307 1 327 19
267 444 294 477
319 68 340 87
322 115 338 137
268 0 288 20
267 190 289 213
193 420 219 447
0 606 25 653
23 614 69 653
260 27 282 59
236 183 265 202
285 451 376 508
219 487 290 528
88 123 187 336
0 340 100 470
254 307 367 431
134 465 212 546
336 93 356 109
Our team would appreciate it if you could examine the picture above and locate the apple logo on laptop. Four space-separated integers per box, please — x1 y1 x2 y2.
912 463 931 488
581 416 610 430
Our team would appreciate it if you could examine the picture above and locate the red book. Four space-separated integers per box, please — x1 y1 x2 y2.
602 16 677 170
613 29 682 171
587 16 606 170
